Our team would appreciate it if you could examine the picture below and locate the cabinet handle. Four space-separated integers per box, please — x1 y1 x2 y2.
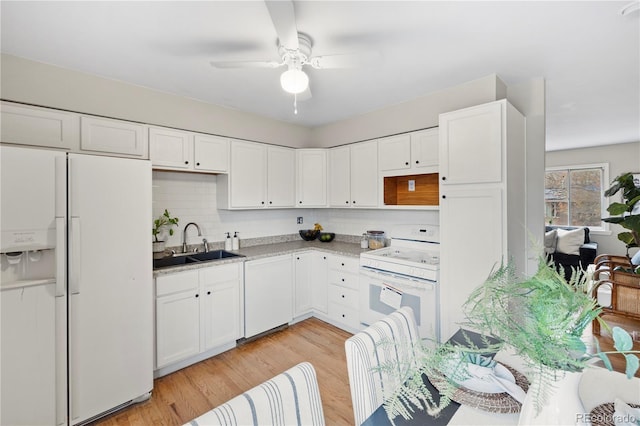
323 256 326 260
442 195 446 199
299 201 303 204
207 291 211 295
442 176 446 181
353 200 356 204
341 263 345 266
342 314 345 318
416 160 420 164
261 201 265 205
185 161 189 165
341 278 345 282
196 162 200 166
269 201 272 204
345 201 349 204
195 294 199 298
341 294 345 298
405 161 409 165
296 257 300 260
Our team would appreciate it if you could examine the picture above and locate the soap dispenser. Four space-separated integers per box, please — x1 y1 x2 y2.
224 232 232 250
232 231 239 250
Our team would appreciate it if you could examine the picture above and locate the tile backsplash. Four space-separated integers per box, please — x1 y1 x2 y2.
152 171 438 247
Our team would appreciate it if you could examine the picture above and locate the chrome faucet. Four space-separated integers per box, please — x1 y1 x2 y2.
202 238 209 253
182 222 202 253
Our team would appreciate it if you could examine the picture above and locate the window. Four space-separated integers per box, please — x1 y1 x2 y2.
544 164 609 231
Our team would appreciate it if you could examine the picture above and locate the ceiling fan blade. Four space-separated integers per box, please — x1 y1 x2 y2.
210 60 282 69
309 51 381 69
265 0 299 50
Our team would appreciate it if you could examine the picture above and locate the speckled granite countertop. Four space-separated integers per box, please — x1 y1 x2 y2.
153 235 370 276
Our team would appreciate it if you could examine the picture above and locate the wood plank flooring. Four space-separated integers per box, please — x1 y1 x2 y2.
95 318 355 426
95 316 639 426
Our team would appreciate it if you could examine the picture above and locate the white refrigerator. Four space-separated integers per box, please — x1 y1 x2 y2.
1 145 153 425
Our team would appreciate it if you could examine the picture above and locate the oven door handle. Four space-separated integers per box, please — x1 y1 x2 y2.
360 267 435 291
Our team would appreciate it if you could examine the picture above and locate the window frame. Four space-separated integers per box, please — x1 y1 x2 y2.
544 162 610 233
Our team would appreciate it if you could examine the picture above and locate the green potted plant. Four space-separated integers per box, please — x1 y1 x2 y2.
603 172 640 260
152 209 179 255
380 257 639 424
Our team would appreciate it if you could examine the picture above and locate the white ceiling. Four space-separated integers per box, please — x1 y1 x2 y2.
1 1 638 151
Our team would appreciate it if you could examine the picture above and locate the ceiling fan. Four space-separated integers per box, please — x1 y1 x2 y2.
210 0 378 112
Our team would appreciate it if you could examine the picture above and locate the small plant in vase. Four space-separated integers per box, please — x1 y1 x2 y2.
152 209 179 255
603 172 640 261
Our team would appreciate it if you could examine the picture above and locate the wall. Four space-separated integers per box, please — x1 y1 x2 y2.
546 141 640 257
0 54 311 148
153 170 437 248
309 74 506 147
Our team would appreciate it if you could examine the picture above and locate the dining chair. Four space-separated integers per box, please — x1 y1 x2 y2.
185 361 325 426
344 306 421 426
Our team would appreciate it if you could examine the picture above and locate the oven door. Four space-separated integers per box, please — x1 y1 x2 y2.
359 268 440 343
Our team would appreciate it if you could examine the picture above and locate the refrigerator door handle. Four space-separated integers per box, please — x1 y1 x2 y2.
70 217 81 295
55 217 66 297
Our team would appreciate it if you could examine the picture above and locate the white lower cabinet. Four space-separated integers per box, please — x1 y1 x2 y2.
326 254 361 330
294 251 328 317
155 263 242 371
244 254 293 338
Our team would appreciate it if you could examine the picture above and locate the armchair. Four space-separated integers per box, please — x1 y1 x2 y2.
545 226 598 281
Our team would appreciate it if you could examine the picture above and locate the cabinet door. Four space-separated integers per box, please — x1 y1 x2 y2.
155 290 200 368
311 252 329 314
438 187 504 340
267 146 295 207
294 252 314 316
80 116 147 157
244 255 293 338
200 264 241 350
230 141 266 208
350 141 378 207
149 127 194 170
328 146 351 207
1 101 79 150
439 101 503 185
410 128 439 170
194 134 229 172
296 149 327 207
378 134 411 171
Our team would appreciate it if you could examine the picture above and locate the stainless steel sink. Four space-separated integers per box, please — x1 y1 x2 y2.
153 250 243 269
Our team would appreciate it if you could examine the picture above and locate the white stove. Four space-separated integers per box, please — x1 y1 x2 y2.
359 224 441 341
360 225 440 282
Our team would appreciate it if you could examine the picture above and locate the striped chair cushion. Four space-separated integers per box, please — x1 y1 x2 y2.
345 306 421 426
186 362 325 426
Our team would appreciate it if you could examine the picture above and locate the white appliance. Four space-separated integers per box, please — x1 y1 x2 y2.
0 145 153 425
359 224 441 342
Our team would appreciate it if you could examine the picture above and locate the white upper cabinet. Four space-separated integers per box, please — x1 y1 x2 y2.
296 149 327 207
149 127 229 173
1 101 79 150
218 140 295 209
350 140 378 207
328 146 351 207
328 141 378 208
439 102 503 185
80 116 148 158
378 128 438 175
410 128 439 171
267 146 295 207
193 134 229 173
149 127 193 170
378 134 411 172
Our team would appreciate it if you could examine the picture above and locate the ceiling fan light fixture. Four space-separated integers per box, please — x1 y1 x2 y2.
280 68 309 94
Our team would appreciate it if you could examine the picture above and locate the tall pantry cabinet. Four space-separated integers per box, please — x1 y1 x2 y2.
438 99 530 340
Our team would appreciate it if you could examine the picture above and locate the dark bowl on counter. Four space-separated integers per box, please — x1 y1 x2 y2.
318 232 335 243
299 229 319 241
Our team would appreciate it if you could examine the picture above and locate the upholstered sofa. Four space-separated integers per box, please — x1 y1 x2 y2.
545 226 598 281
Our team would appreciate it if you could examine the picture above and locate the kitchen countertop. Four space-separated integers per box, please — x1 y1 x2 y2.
153 239 369 276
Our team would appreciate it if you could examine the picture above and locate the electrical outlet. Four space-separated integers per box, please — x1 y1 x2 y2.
408 179 416 192
297 217 303 224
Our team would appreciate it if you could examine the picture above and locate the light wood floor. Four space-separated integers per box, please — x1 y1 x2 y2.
95 318 355 426
95 316 639 426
